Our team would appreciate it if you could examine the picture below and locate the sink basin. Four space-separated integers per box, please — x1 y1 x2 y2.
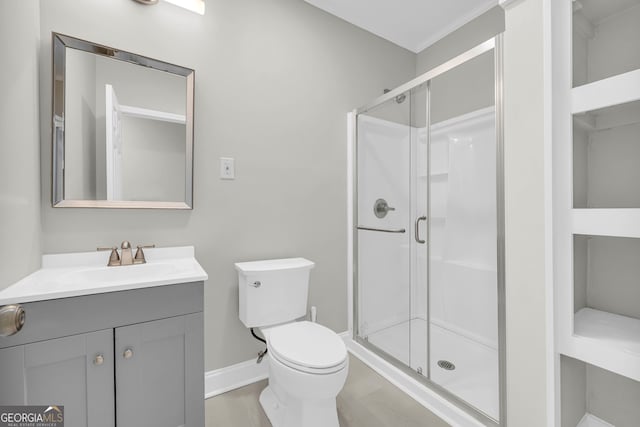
0 246 208 305
56 263 179 286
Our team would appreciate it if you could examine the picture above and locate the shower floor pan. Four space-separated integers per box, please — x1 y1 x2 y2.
367 318 499 420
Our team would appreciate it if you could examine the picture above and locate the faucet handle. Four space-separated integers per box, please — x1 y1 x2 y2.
98 247 121 267
133 244 155 265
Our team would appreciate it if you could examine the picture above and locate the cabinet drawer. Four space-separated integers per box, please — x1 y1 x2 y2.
0 282 203 349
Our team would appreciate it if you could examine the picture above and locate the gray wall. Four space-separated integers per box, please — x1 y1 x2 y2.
38 0 416 370
415 6 504 75
414 6 503 126
0 2 42 291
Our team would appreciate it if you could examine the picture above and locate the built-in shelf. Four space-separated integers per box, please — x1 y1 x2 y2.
561 308 640 382
572 69 640 114
573 0 640 88
575 308 640 356
573 99 640 209
572 209 640 238
560 354 640 427
558 0 640 422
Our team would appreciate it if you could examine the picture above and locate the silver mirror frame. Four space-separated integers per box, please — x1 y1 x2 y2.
51 33 195 209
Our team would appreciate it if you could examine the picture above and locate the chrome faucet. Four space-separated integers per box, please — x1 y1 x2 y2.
98 241 155 267
134 244 155 264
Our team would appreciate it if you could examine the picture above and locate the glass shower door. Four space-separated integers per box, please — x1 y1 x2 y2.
355 90 413 364
428 49 499 421
353 38 503 426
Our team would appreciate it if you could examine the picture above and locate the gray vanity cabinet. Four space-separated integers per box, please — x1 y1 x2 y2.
0 282 204 427
0 329 115 427
115 313 204 427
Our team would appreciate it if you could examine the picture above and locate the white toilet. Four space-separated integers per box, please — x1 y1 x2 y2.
235 258 348 427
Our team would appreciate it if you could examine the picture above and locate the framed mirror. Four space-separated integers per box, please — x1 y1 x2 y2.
52 33 194 209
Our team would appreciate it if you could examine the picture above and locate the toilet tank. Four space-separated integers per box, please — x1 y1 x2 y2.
236 258 315 328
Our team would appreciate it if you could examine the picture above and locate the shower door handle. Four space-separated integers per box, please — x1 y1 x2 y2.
415 216 427 244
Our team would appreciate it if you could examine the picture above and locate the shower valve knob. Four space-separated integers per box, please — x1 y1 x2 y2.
374 198 395 218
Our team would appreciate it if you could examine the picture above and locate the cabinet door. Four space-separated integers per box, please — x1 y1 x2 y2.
115 313 204 427
0 329 115 427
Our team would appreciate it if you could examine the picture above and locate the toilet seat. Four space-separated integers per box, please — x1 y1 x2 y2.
267 321 348 375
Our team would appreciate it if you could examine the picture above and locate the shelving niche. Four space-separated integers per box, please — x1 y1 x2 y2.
561 356 640 427
569 235 640 381
574 100 640 209
556 0 640 424
573 0 640 88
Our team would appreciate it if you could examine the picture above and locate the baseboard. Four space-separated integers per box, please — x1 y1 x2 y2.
204 358 269 399
204 330 351 399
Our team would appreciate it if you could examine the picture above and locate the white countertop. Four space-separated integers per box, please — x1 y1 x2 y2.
0 246 208 305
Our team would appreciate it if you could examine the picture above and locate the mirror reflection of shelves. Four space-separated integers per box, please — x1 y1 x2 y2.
119 104 186 124
52 33 194 209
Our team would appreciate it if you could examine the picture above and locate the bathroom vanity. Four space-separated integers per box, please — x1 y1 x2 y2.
0 246 207 427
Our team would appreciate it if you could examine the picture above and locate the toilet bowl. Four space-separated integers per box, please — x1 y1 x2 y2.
260 321 348 427
235 258 349 427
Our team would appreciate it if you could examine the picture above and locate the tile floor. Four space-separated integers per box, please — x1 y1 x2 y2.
206 354 451 427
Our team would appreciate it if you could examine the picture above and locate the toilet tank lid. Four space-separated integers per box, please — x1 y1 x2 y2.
234 257 315 273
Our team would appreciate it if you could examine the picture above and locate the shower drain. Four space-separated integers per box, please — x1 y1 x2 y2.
437 360 456 371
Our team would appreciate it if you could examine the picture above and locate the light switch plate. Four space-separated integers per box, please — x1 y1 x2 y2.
220 157 235 180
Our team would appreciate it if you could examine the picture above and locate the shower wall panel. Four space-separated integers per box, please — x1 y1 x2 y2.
430 107 498 348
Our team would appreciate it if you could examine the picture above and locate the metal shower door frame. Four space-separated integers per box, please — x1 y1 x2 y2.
350 35 506 427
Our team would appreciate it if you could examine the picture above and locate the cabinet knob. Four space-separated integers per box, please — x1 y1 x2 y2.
0 304 25 337
123 348 134 359
93 354 104 366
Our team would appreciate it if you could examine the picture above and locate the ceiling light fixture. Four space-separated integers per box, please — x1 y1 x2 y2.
133 0 205 15
164 0 205 15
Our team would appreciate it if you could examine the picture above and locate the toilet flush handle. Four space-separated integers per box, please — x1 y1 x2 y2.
250 281 261 288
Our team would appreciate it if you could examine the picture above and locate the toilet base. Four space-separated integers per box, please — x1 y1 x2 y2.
259 385 340 427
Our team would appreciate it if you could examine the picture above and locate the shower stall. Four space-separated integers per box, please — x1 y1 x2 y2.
349 37 504 426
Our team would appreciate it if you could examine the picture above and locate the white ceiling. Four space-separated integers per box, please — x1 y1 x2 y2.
304 0 498 53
